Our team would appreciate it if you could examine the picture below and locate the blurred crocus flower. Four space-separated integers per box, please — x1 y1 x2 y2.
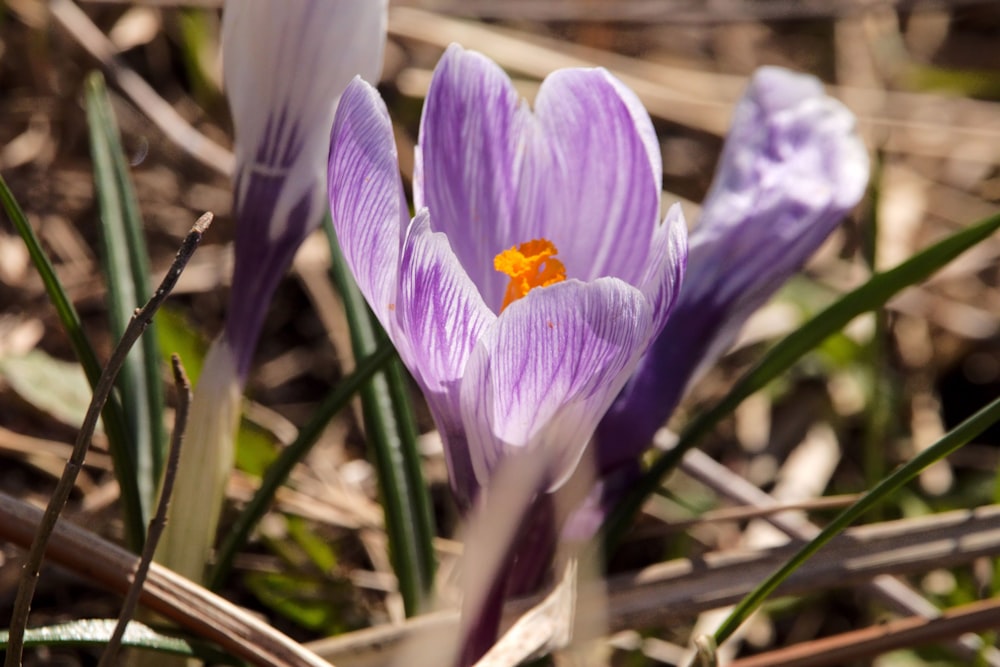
158 0 387 583
225 0 388 376
596 67 869 473
328 45 687 508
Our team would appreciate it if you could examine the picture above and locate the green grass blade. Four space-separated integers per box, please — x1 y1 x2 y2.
0 174 146 551
85 71 166 523
601 211 1000 552
860 155 893 520
0 619 240 665
325 218 437 616
98 74 167 487
713 393 1000 647
208 341 396 590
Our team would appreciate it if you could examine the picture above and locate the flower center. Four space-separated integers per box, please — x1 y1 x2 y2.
493 238 566 311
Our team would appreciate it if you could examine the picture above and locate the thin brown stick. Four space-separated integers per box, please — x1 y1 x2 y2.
4 213 212 667
729 597 1000 667
3 492 998 667
0 489 332 667
638 494 861 536
304 504 1000 667
98 355 193 667
677 446 1000 665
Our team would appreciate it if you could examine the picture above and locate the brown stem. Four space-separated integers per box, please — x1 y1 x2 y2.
0 489 331 667
98 355 193 667
4 213 212 667
729 598 1000 667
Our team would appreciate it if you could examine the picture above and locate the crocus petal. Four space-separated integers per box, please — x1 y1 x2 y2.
462 279 654 490
526 67 662 286
592 206 686 467
397 210 496 501
417 45 663 312
328 77 408 338
597 66 868 471
638 203 688 333
686 66 869 322
415 45 527 310
223 0 387 375
225 0 386 243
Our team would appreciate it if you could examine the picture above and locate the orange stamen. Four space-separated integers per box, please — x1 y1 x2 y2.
493 238 566 311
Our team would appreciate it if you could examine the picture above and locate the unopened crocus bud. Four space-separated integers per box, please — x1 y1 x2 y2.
597 66 869 472
224 0 388 377
158 0 388 585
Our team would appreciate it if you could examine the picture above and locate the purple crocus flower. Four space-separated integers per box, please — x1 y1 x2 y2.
596 66 869 473
327 45 687 507
224 0 388 377
158 0 387 583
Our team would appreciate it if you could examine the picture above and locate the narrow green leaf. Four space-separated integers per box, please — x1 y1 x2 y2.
234 420 280 478
0 619 240 664
101 77 168 489
861 155 894 520
85 71 167 523
208 341 396 589
244 571 341 632
0 174 145 551
602 211 1000 551
714 393 1000 646
325 219 437 616
287 516 338 572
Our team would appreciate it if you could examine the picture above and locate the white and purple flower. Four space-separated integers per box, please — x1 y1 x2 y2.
224 0 387 377
159 0 387 584
596 66 870 472
328 45 688 506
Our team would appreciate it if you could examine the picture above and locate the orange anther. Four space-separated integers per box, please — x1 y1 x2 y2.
493 238 566 311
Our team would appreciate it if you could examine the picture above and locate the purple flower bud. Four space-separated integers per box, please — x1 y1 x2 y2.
597 66 869 472
223 0 387 376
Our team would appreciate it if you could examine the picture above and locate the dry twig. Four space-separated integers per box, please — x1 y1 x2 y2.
98 355 193 667
729 597 1000 667
0 488 332 667
4 213 212 667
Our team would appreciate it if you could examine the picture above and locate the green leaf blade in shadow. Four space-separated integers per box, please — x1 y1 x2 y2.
85 71 167 525
0 173 145 552
208 341 396 590
325 218 436 616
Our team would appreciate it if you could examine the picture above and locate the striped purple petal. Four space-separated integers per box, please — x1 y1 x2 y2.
597 66 869 472
224 0 387 376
